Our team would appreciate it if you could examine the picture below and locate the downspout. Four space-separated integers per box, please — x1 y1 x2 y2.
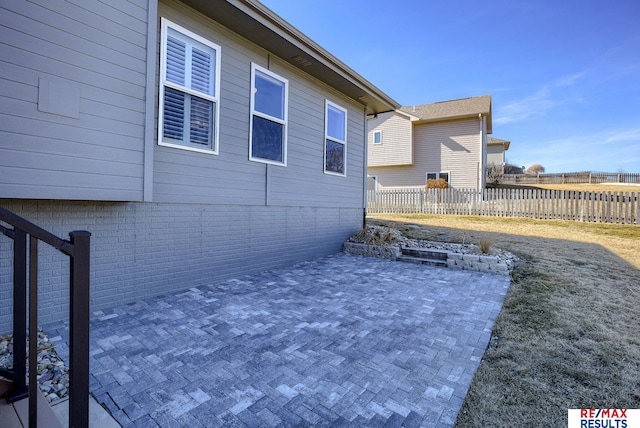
478 113 483 191
362 107 368 228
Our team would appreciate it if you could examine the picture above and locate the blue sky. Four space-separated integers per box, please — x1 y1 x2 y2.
260 0 640 173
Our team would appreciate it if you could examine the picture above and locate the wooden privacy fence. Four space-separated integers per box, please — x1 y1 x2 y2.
367 188 639 225
501 172 640 185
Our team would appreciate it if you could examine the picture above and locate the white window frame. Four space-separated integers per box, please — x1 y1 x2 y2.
324 100 347 176
249 63 288 166
158 18 221 154
426 171 451 182
373 130 383 145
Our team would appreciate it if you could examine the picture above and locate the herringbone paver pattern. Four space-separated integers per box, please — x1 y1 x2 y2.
46 253 510 427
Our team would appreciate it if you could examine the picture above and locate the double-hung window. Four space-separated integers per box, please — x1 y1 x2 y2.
250 64 288 165
324 100 347 176
159 18 221 153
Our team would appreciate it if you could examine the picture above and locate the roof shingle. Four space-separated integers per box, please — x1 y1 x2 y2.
399 95 492 133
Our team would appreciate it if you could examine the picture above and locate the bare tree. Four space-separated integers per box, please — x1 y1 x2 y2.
487 164 504 185
525 164 545 175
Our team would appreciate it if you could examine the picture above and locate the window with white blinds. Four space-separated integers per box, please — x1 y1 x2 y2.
159 18 221 154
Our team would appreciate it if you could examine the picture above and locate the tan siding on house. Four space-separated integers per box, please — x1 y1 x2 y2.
367 165 421 188
367 111 412 166
487 144 505 165
369 118 483 190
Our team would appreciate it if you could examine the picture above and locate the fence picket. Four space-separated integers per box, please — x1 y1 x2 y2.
624 192 630 225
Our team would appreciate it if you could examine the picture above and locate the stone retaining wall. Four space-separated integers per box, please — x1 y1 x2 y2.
343 242 510 276
342 242 401 260
445 253 510 276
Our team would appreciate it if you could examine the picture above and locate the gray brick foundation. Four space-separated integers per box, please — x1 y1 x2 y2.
0 199 362 332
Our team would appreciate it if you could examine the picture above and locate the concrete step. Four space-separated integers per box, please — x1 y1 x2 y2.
401 247 449 261
0 379 120 428
396 255 448 267
0 379 63 428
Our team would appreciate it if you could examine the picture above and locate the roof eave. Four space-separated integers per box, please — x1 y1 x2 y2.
488 139 510 150
178 0 399 114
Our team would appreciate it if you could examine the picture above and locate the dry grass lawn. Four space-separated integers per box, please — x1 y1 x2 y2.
368 214 640 427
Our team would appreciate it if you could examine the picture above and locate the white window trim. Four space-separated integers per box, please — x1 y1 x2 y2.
158 18 221 155
249 63 288 166
426 171 451 182
373 130 383 145
324 100 347 177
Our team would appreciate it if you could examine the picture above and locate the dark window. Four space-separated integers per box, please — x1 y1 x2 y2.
250 65 288 165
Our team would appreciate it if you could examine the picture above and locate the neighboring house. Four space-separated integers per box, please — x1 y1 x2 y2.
487 137 511 166
367 95 493 190
0 0 398 329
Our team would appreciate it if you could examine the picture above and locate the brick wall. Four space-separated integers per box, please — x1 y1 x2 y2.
0 200 362 332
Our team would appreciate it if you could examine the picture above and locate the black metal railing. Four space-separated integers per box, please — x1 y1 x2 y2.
0 206 90 428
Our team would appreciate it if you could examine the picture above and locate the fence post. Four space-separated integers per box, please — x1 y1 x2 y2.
69 230 91 428
631 192 640 226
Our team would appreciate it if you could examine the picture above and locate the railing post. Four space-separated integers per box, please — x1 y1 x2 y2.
29 236 39 428
69 231 91 428
9 228 28 403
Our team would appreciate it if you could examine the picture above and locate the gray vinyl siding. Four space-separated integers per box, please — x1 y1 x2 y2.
1 0 373 330
270 60 365 208
0 199 361 331
367 112 413 167
368 118 483 190
0 0 148 201
153 1 365 209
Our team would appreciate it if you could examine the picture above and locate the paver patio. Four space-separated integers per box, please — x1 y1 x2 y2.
45 253 510 427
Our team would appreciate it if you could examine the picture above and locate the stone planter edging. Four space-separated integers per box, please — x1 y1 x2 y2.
342 242 401 261
343 242 509 276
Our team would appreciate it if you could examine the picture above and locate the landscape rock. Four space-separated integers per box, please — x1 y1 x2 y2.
0 329 70 404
